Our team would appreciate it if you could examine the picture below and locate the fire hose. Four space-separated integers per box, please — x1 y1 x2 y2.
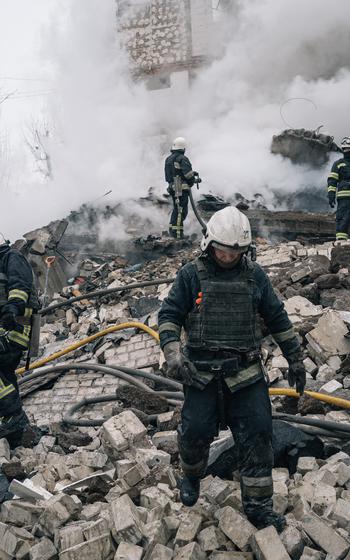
16 322 350 432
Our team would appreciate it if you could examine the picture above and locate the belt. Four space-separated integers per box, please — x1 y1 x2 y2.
193 351 261 377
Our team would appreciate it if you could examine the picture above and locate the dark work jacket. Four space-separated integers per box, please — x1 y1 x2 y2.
327 152 350 199
164 150 195 187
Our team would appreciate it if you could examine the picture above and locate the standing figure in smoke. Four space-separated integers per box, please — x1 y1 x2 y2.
327 136 350 240
0 239 38 444
158 207 306 533
164 137 201 239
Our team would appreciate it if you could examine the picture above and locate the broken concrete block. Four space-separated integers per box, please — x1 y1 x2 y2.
317 364 336 382
123 461 150 487
0 522 34 558
152 430 177 447
39 493 82 535
285 296 323 318
0 438 10 462
0 499 43 527
215 506 256 550
311 483 337 515
320 380 343 393
157 411 175 431
299 547 325 560
57 524 85 551
202 476 232 505
174 512 202 547
303 358 318 376
297 457 319 475
115 541 144 559
250 525 291 560
336 463 350 487
102 411 147 452
133 447 171 468
280 525 305 560
144 543 173 559
9 478 53 501
71 450 108 469
140 486 171 511
82 518 110 541
143 519 170 548
197 525 228 553
291 266 312 283
173 542 206 560
29 537 57 560
271 355 289 370
302 512 350 558
306 310 350 359
116 459 136 479
209 554 254 560
330 498 350 529
59 533 112 560
273 494 289 515
111 493 144 544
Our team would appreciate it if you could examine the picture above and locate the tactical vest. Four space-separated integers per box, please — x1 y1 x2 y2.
0 272 39 314
186 257 262 353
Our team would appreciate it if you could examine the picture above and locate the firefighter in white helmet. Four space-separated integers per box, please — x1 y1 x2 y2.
164 137 201 239
158 206 306 532
327 136 350 240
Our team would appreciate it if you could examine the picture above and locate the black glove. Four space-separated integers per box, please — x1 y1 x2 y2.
328 193 336 208
0 334 10 354
194 177 202 184
286 352 306 395
167 185 174 195
0 304 18 331
163 341 197 385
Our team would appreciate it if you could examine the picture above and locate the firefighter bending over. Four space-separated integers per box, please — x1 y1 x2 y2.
165 137 201 239
158 206 306 532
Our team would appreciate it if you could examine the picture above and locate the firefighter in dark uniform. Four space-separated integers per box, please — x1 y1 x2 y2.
327 136 350 240
158 207 306 532
0 241 36 441
164 137 200 239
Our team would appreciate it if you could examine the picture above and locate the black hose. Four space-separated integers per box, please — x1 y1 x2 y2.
40 277 176 316
273 412 350 435
189 188 207 232
19 362 183 392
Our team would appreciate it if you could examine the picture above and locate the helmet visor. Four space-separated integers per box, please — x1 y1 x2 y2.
211 241 247 255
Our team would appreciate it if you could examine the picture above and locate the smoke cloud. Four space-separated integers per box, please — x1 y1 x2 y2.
1 0 350 239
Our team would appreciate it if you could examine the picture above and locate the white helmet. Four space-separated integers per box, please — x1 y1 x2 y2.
341 137 350 151
201 206 252 252
172 136 186 151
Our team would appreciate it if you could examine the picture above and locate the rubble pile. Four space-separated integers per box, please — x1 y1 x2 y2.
1 236 350 558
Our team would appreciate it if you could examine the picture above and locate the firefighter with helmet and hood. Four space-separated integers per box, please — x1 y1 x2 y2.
0 236 38 444
158 206 306 533
164 137 201 239
327 136 350 240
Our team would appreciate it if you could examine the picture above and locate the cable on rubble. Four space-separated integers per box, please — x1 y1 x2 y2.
17 322 350 429
39 278 176 316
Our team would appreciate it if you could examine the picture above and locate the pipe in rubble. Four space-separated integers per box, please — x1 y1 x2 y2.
188 188 207 232
16 321 160 376
269 387 350 411
273 412 350 435
40 278 175 316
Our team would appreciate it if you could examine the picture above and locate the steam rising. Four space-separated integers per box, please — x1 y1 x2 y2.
1 0 350 239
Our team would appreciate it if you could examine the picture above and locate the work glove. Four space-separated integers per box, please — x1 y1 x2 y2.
0 304 18 331
286 352 306 395
163 341 197 385
328 193 336 208
0 334 10 354
167 185 174 195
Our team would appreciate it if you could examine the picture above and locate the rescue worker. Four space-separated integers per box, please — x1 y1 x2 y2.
158 206 306 532
327 136 350 240
0 240 36 443
164 137 200 239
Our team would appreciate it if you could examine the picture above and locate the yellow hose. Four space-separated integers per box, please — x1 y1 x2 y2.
269 387 350 410
16 322 159 376
16 322 350 410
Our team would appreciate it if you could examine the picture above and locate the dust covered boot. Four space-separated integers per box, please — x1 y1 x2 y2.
247 510 286 533
180 476 200 507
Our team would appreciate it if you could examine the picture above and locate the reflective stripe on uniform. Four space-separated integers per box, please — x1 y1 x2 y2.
336 232 349 240
241 475 273 498
338 163 347 168
184 170 194 179
174 162 181 169
0 379 16 400
272 326 295 343
158 322 181 336
336 190 350 198
327 186 337 193
225 362 262 392
8 289 28 303
8 330 30 348
328 172 339 180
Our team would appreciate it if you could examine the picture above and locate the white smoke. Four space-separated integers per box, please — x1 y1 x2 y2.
1 0 350 239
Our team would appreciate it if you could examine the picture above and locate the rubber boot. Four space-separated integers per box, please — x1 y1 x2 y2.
180 476 200 507
247 510 286 533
